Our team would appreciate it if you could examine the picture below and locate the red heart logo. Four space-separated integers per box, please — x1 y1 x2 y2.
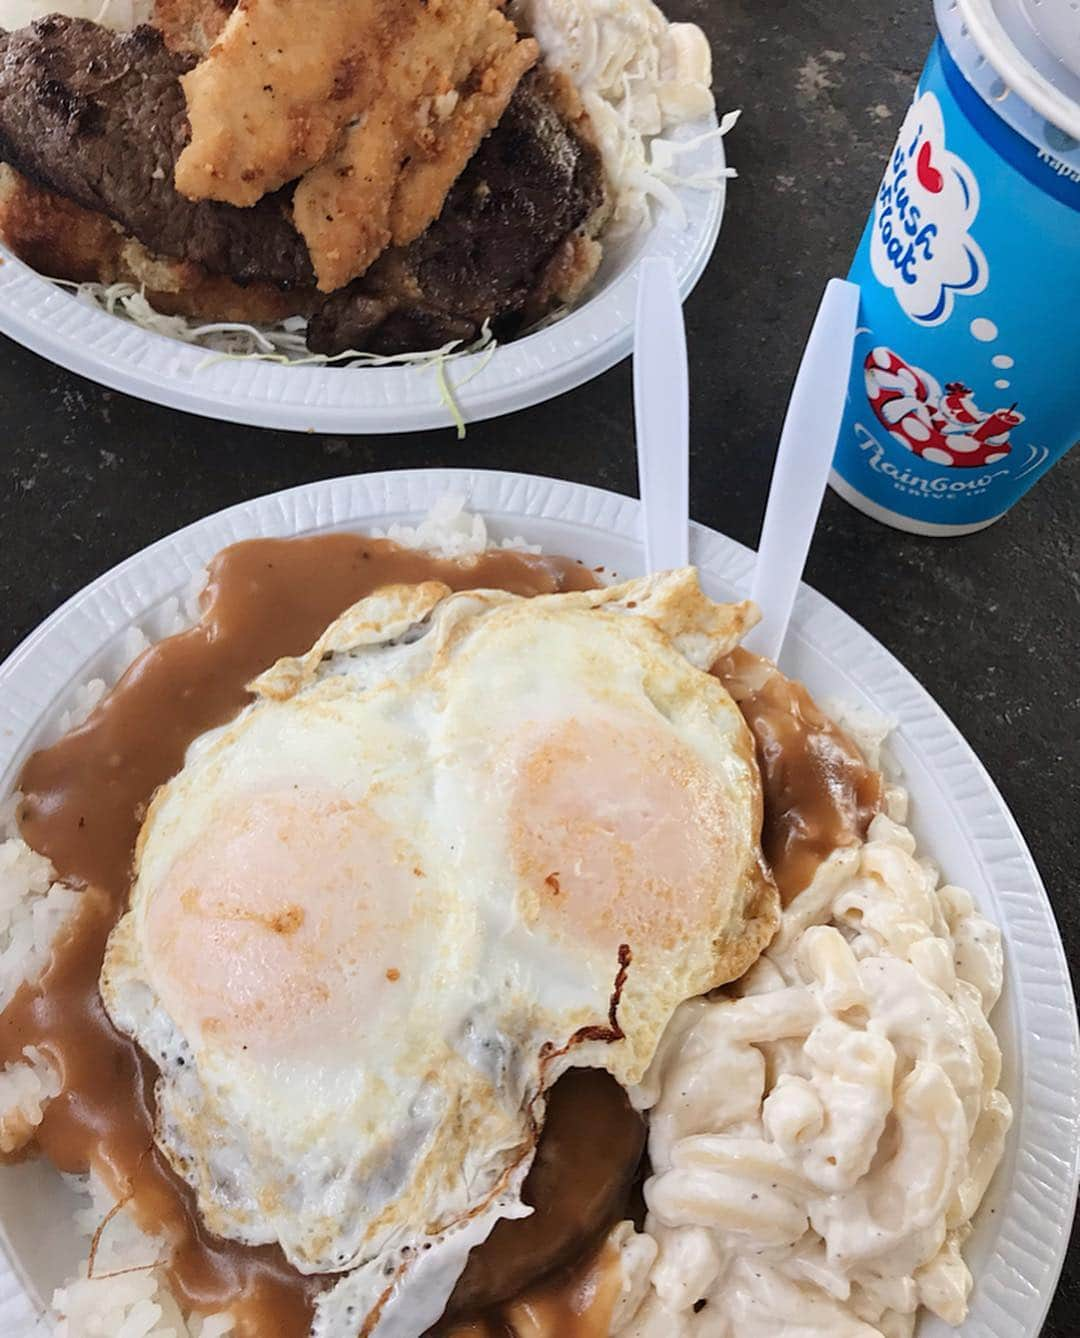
916 140 944 194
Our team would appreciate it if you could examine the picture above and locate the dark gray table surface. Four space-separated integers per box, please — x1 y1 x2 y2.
0 0 1076 1329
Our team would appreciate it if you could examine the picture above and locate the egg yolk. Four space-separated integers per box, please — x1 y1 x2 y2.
143 788 422 1059
510 714 740 955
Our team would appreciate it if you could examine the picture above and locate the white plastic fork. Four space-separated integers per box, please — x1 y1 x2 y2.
633 265 860 665
633 257 689 574
742 278 860 662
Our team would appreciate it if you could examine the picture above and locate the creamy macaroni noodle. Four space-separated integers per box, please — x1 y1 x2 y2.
613 788 1011 1338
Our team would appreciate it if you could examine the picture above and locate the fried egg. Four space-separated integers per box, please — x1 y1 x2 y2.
100 569 779 1335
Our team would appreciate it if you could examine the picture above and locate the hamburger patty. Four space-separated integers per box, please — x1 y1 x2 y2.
0 16 314 287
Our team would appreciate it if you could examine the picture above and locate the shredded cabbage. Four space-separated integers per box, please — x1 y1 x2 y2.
435 337 498 439
48 277 499 430
51 276 494 368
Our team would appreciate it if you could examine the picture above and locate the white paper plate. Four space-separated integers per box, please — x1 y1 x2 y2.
1 469 1076 1337
0 122 725 435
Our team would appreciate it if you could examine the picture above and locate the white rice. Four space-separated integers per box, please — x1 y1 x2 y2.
0 1045 61 1155
370 494 541 559
0 820 83 1016
53 1175 234 1338
0 811 71 1159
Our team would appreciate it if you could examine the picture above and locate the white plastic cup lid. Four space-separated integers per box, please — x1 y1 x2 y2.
1015 0 1080 81
942 0 1080 144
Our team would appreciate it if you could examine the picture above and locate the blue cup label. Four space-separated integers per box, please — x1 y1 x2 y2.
871 91 987 325
833 39 1079 529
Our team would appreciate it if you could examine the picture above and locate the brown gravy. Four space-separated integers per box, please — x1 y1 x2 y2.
17 536 597 896
4 537 601 1334
1 534 882 1338
715 647 883 904
438 1069 645 1327
443 1238 625 1338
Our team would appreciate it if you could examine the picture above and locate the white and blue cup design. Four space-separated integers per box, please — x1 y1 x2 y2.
831 31 1080 534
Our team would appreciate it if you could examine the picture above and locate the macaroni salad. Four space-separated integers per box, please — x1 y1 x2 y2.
613 790 1011 1338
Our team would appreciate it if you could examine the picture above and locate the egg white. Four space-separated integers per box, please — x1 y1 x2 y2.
101 567 778 1334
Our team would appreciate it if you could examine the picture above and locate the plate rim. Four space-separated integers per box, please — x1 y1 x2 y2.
0 125 725 435
0 466 1076 1337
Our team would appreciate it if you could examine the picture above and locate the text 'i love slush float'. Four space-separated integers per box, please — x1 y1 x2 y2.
830 0 1080 536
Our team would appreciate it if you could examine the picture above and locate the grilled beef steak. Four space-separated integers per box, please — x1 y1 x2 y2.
0 16 313 287
308 71 605 356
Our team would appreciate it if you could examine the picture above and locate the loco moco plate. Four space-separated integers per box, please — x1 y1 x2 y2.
0 469 1076 1335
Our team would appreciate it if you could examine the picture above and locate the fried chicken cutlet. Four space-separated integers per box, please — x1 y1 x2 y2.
178 0 538 290
293 0 538 290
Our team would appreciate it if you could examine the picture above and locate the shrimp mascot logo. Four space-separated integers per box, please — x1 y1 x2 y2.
871 92 988 324
865 347 1023 468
